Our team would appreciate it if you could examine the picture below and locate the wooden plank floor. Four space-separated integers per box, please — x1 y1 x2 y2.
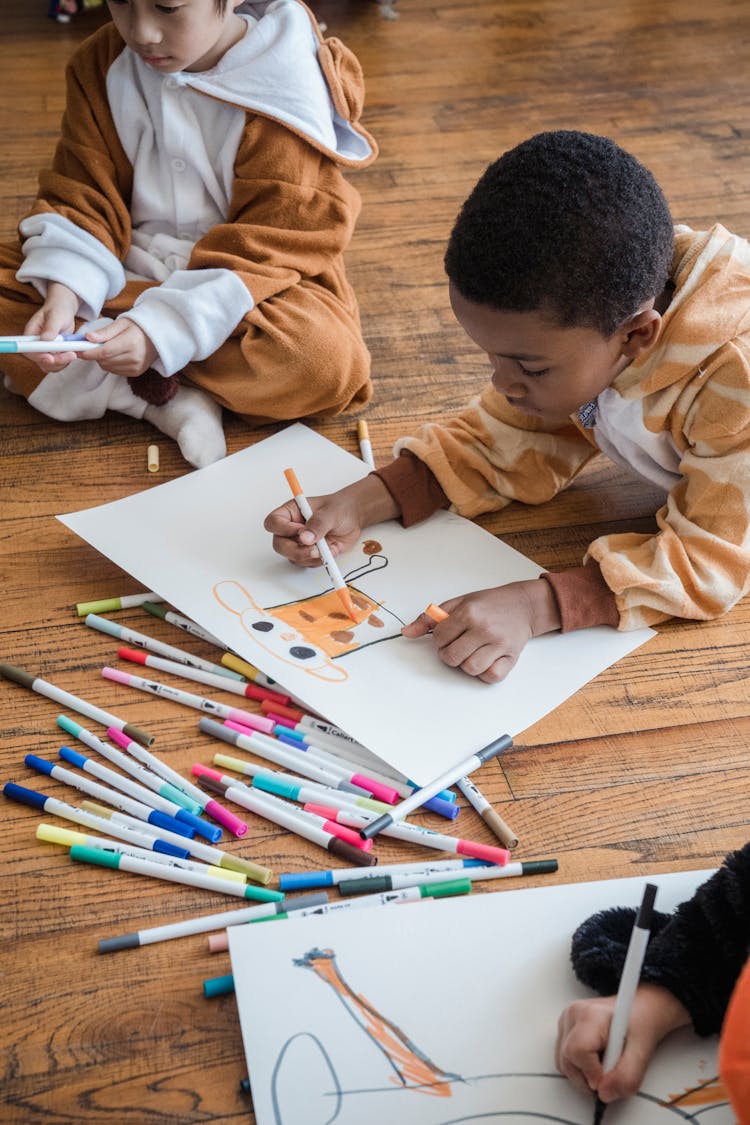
2 0 750 1121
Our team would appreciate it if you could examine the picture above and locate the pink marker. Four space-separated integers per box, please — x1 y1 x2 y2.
105 726 249 838
225 719 400 805
193 764 374 853
103 664 275 735
304 803 510 865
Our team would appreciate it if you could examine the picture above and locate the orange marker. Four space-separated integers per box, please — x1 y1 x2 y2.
425 602 449 623
284 467 357 622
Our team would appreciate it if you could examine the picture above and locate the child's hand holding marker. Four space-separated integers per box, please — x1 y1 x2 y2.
266 474 561 683
264 474 398 568
407 584 561 685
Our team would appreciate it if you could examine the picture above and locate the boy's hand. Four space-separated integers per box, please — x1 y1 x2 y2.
555 986 691 1106
264 475 400 567
402 579 561 683
83 317 158 377
23 282 80 372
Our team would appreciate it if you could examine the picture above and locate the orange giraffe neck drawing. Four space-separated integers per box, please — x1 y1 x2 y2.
294 947 462 1096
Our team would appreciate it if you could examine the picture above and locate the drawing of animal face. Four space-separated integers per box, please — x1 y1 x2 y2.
213 573 404 683
214 580 349 681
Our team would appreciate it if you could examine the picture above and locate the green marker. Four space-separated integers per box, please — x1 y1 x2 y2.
75 592 164 616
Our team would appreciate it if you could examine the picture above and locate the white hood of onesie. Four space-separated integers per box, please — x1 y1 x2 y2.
178 0 375 166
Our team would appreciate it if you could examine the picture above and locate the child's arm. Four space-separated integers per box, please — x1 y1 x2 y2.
18 31 133 323
121 118 367 388
557 842 750 1105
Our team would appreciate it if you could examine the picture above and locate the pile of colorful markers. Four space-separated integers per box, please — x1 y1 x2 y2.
2 587 557 983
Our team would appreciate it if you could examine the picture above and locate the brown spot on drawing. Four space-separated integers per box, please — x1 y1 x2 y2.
368 614 384 628
331 630 355 644
362 540 382 555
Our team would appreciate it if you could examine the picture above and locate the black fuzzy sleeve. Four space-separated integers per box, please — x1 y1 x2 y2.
570 844 750 1036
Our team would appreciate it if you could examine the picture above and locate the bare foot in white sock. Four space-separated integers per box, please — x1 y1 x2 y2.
144 384 226 468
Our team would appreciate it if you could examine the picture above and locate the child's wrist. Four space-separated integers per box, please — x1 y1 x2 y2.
523 577 562 637
348 474 401 527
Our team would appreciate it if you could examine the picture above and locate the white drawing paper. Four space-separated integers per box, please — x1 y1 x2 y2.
58 423 653 784
228 868 730 1125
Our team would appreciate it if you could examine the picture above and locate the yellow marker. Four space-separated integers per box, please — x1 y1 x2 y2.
221 652 261 680
35 823 246 881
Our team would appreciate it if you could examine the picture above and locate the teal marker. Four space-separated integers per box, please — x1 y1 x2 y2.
204 974 235 998
70 845 283 901
57 715 204 815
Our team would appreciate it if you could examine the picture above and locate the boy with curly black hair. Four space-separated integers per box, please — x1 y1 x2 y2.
266 130 750 683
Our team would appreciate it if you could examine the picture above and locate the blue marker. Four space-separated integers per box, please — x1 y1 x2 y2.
279 856 491 892
273 731 459 819
55 743 221 843
56 715 212 827
24 753 196 839
2 782 190 858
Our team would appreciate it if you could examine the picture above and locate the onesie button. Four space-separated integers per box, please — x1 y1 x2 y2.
172 158 186 172
165 76 180 90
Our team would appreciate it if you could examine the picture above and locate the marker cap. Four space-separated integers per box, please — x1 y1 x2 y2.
71 844 120 869
99 932 140 953
278 871 333 891
427 877 472 897
0 663 36 690
253 775 297 800
58 746 87 769
149 810 196 839
25 754 55 776
174 808 222 844
203 799 248 838
3 781 48 810
56 714 83 737
351 775 400 805
142 600 167 619
152 839 191 859
243 885 285 903
203 974 235 998
121 722 155 748
37 824 86 847
219 854 274 884
423 795 460 819
77 599 124 616
456 840 510 865
340 876 390 895
328 837 378 866
520 859 558 876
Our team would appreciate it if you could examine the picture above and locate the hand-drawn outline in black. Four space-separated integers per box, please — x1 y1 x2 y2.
213 549 407 684
262 946 730 1125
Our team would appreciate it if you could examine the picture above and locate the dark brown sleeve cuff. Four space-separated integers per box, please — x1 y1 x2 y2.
374 450 450 528
541 563 620 632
